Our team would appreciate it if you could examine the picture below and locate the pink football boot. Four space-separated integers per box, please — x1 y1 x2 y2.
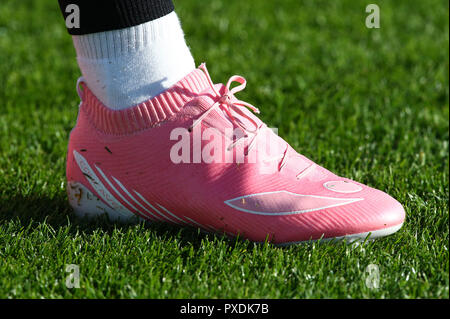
66 64 405 244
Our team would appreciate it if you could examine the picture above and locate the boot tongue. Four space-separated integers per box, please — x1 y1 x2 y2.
190 84 263 137
187 83 291 165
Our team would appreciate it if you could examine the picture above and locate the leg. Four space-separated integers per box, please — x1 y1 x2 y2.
58 0 195 109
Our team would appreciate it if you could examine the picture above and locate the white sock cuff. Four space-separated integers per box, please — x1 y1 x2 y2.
72 11 185 60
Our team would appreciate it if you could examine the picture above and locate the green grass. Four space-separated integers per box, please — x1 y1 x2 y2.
0 0 448 298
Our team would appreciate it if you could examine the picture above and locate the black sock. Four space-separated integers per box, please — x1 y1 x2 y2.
58 0 174 35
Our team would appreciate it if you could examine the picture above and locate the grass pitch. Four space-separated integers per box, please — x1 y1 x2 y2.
0 0 448 298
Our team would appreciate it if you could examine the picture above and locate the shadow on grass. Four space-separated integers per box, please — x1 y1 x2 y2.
0 191 246 249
